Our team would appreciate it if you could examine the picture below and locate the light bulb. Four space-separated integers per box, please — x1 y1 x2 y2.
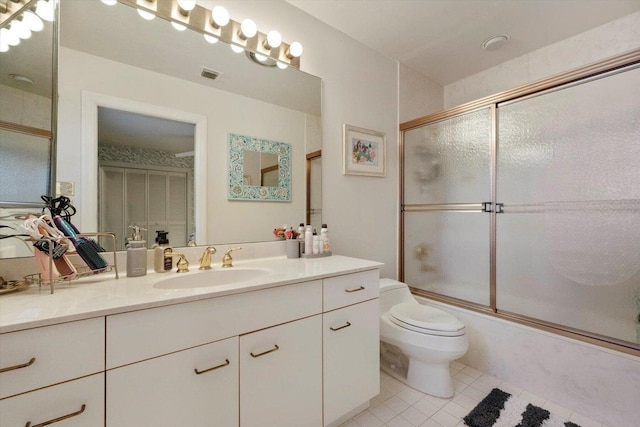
203 33 219 44
211 6 229 27
254 53 267 62
0 28 20 46
288 41 303 58
101 0 118 5
265 30 282 49
23 11 44 32
240 19 257 39
230 44 244 54
171 21 187 31
177 0 196 11
35 0 55 22
11 20 31 40
276 62 288 70
137 8 155 20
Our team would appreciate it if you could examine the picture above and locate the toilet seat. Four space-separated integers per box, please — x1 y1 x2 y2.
388 303 466 337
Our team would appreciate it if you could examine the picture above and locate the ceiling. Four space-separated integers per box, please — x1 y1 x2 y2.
286 0 640 86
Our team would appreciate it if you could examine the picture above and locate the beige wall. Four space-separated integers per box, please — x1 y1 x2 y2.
399 64 444 124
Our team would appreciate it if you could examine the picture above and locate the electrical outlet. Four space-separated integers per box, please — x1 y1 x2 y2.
56 181 75 196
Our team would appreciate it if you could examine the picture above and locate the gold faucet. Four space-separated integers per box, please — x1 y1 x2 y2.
198 247 217 270
169 253 190 273
221 247 242 268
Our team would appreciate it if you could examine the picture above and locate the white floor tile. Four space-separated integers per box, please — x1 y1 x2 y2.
430 408 461 427
450 360 465 373
452 372 476 385
496 381 523 397
353 410 384 427
441 401 467 419
370 389 394 407
384 395 411 414
383 377 408 395
412 396 442 417
397 387 426 405
460 385 487 402
460 366 482 379
387 415 416 427
451 393 480 411
542 400 572 420
369 403 397 423
519 390 546 407
419 419 445 427
473 373 502 387
400 406 430 426
569 411 603 427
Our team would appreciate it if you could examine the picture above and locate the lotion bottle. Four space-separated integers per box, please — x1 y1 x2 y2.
320 224 330 253
304 225 313 255
126 225 147 277
153 230 173 273
312 229 319 254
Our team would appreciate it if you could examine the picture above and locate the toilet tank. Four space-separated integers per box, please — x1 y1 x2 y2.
379 279 416 313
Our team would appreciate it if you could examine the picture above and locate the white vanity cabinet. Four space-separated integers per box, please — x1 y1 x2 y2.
106 337 239 427
323 270 380 426
0 317 105 426
240 315 323 427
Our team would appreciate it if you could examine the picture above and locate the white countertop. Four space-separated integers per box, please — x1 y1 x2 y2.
0 255 382 333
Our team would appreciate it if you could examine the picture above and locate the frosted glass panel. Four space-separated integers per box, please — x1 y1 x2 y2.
404 212 490 306
0 130 50 204
496 66 640 345
404 108 491 205
497 67 640 204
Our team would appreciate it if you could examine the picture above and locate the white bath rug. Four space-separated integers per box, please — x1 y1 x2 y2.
463 388 581 427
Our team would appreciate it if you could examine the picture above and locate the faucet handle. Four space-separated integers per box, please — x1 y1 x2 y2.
170 253 190 273
198 247 217 270
222 247 242 268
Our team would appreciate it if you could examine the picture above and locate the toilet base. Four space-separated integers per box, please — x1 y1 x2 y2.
381 356 455 398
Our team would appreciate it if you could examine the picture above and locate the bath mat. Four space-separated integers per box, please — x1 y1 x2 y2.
463 388 581 427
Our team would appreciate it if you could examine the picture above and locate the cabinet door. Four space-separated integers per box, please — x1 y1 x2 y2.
240 315 322 427
324 299 380 426
0 373 104 427
106 337 238 427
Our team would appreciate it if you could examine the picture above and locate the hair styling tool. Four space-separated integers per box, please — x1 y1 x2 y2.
53 216 108 272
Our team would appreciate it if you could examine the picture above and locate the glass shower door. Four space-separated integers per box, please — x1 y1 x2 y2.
496 65 640 345
402 107 493 306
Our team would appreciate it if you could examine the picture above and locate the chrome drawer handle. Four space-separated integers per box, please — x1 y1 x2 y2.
0 357 36 374
345 285 365 293
250 344 279 358
330 322 351 331
25 404 86 427
194 359 230 375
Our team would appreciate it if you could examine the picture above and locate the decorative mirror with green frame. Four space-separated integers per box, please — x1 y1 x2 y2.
227 133 291 202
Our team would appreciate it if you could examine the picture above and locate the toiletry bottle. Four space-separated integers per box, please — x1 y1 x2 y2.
298 223 305 239
321 224 329 253
304 225 313 255
312 229 319 254
153 231 173 273
126 225 147 277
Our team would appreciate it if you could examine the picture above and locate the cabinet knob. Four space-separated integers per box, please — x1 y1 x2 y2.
250 344 280 358
0 357 35 373
25 404 86 427
194 359 230 375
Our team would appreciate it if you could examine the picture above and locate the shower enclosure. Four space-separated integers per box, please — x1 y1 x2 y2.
400 50 640 354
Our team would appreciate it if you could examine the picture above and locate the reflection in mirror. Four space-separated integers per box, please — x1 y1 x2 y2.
228 133 291 202
243 151 279 187
98 107 195 251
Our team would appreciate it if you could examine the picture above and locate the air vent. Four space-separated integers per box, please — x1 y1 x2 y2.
201 68 222 80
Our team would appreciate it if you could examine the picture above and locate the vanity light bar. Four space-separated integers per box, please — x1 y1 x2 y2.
114 0 302 69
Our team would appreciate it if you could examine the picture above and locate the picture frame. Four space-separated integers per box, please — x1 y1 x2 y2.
343 124 386 177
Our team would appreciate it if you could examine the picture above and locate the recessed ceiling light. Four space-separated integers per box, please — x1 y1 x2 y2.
482 35 509 51
10 73 35 84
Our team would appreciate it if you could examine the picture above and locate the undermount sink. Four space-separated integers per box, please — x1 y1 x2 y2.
153 268 269 289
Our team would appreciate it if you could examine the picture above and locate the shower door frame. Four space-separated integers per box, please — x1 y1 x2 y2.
399 48 640 357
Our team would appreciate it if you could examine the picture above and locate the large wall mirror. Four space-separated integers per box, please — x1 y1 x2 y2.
0 0 322 258
0 0 57 258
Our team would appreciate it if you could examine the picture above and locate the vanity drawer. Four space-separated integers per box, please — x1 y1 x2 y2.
0 317 105 399
323 270 379 312
107 280 322 368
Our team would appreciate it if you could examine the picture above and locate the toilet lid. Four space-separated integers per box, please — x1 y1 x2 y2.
389 303 465 337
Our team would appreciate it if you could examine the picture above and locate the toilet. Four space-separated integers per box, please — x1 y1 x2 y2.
379 278 468 398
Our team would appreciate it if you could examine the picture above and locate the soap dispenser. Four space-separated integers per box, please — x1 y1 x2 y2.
127 225 147 277
153 231 173 273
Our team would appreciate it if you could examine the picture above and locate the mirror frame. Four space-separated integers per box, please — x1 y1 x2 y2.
227 133 291 202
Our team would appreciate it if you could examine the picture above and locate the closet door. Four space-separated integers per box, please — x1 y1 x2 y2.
99 166 125 251
125 170 147 246
402 107 492 306
148 171 167 244
167 173 188 247
496 66 640 344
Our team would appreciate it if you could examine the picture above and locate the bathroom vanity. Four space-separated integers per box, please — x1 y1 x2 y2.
0 255 381 427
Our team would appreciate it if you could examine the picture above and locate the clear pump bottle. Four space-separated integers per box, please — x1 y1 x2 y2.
126 225 147 277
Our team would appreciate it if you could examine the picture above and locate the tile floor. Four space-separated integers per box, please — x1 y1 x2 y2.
339 361 608 427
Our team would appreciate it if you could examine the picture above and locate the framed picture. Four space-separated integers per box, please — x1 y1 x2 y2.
343 124 386 177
